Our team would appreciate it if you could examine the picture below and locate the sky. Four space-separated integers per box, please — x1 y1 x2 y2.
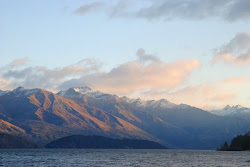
1 0 250 110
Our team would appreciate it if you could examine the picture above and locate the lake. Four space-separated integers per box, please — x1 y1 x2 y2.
0 149 249 167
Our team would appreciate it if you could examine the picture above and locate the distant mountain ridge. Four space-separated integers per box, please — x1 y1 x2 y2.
0 87 152 144
210 105 250 121
0 86 250 149
0 90 10 96
57 87 250 149
58 87 177 108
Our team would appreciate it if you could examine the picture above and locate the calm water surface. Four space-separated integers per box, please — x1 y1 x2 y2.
0 149 249 167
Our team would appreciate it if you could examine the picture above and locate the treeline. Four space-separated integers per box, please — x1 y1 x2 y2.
218 133 250 151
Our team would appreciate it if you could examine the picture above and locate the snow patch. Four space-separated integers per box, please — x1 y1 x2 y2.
0 90 10 96
59 87 113 99
11 87 41 97
210 105 250 116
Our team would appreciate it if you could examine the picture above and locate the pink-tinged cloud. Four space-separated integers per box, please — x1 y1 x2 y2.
163 76 250 110
1 50 201 95
210 93 236 102
212 33 250 66
221 77 250 84
94 59 201 94
59 50 201 95
212 54 235 64
1 58 101 91
136 75 250 110
0 78 11 90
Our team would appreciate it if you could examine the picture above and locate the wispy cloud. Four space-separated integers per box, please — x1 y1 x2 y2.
0 78 11 90
0 50 201 95
2 52 250 110
210 93 236 102
8 57 29 68
73 0 250 22
59 49 201 94
0 58 101 91
74 2 105 16
212 33 250 66
135 0 229 20
226 0 250 21
133 75 250 110
165 76 250 110
221 77 250 84
136 48 159 63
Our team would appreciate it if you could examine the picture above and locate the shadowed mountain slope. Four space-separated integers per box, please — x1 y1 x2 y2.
0 133 41 148
0 86 249 149
0 87 153 144
58 87 250 149
45 135 166 149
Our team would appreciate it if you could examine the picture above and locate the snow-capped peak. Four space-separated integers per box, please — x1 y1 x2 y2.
223 105 231 110
122 97 176 108
223 105 244 110
58 87 113 99
73 87 93 94
13 86 25 93
146 99 176 108
210 104 250 117
0 90 10 96
234 105 244 109
11 87 41 97
59 87 177 108
128 98 148 107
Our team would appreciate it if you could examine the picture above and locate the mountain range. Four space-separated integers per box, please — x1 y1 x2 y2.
0 86 249 149
210 105 250 120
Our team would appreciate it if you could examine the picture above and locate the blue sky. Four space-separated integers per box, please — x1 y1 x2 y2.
1 0 250 110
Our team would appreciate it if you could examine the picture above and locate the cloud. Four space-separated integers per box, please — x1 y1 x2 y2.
164 76 250 110
76 58 103 71
226 0 250 21
221 77 250 84
73 0 250 21
0 78 11 90
2 53 250 110
135 0 229 20
59 49 201 94
74 2 105 16
160 83 234 110
136 48 159 63
212 33 250 66
1 58 101 91
210 93 236 102
8 57 29 68
109 0 138 18
0 51 201 95
133 75 250 110
136 0 250 21
134 0 250 21
217 33 250 53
